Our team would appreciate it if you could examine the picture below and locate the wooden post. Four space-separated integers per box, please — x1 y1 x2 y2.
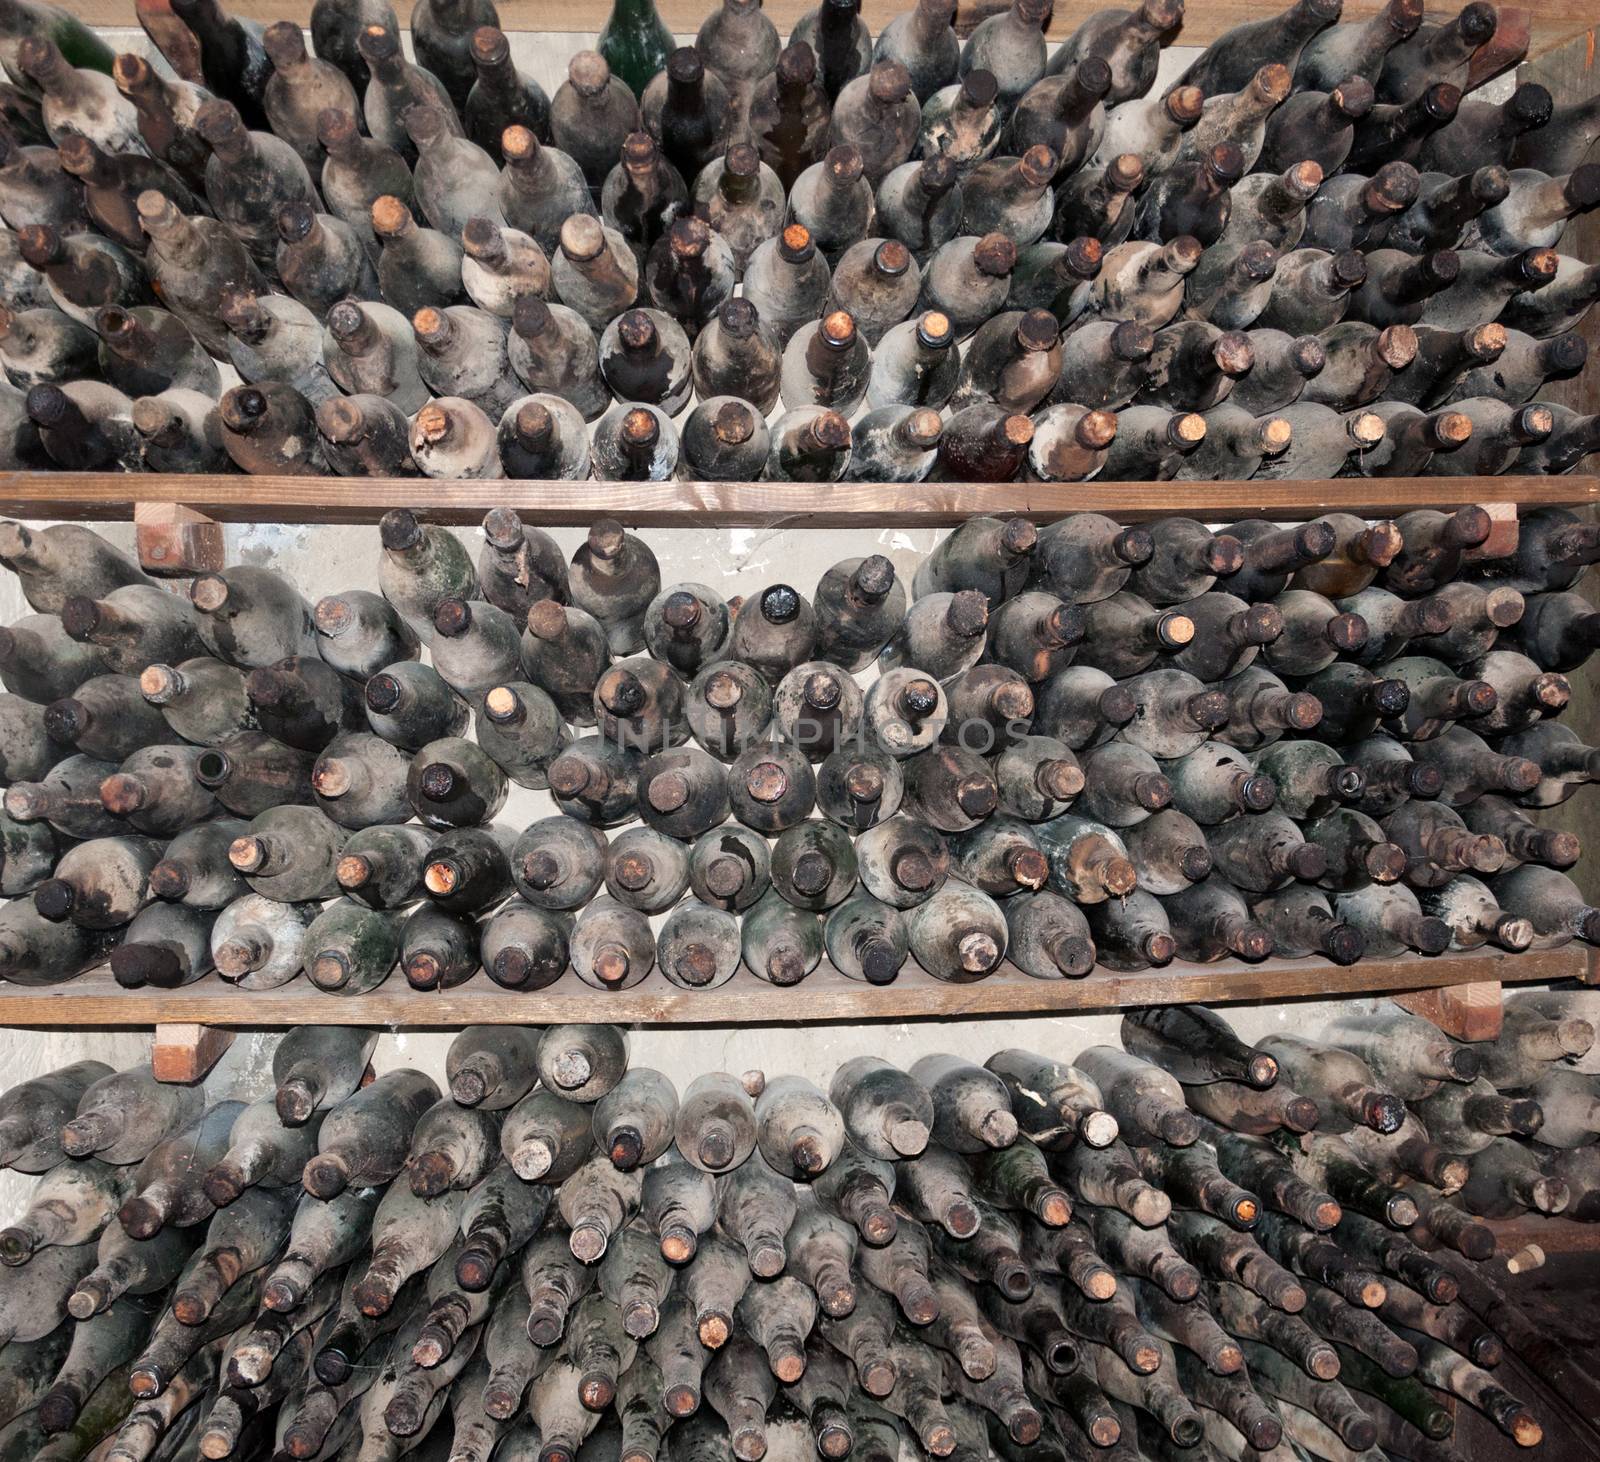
152 1023 235 1084
1396 982 1505 1043
135 502 225 577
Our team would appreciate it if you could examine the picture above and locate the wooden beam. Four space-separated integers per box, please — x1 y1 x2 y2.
0 945 1582 1028
151 1023 235 1083
1395 981 1505 1042
1 474 1592 529
63 0 1600 57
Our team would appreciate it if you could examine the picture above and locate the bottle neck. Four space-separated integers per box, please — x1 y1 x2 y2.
73 1251 141 1319
5 1206 68 1256
1260 174 1316 227
62 1108 120 1156
608 0 666 26
187 0 243 46
1422 17 1483 67
506 145 559 195
666 72 706 115
904 0 947 45
275 1064 326 1125
34 57 94 107
216 1139 273 1195
1521 174 1583 231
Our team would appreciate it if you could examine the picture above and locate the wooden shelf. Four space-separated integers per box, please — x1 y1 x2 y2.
0 474 1593 529
99 0 1593 61
0 944 1586 1028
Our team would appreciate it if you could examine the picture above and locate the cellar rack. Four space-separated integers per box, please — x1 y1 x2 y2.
0 1 1596 1073
0 473 1596 1073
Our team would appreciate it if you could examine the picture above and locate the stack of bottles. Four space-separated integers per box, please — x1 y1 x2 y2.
0 996 1592 1462
2 506 1599 993
0 0 1598 482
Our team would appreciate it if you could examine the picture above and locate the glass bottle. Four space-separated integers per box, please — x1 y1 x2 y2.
597 0 676 99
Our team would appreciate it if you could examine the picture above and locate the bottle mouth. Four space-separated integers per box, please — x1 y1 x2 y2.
673 938 722 987
1143 932 1177 967
109 942 180 988
1322 925 1365 967
694 1117 737 1171
1355 1091 1407 1140
765 946 807 985
32 879 75 921
602 1122 644 1170
700 855 748 900
588 939 632 983
1048 934 1095 977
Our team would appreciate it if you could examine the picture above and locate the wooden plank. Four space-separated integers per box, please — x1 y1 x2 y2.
1395 980 1505 1042
0 475 1593 529
1485 1214 1600 1258
150 1022 235 1083
64 0 1600 57
0 945 1582 1028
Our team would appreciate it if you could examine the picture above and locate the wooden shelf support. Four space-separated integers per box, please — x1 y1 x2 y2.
134 501 224 577
1463 502 1521 564
1395 980 1506 1043
152 1023 235 1084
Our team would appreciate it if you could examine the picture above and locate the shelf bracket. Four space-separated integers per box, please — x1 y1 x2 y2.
152 1023 235 1084
135 501 224 578
1462 502 1519 564
1395 981 1504 1043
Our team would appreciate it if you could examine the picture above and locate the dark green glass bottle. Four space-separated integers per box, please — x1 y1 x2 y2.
1 0 117 79
597 0 676 98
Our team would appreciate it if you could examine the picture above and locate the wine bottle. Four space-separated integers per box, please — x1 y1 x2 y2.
636 211 742 342
958 0 1049 106
689 301 782 417
301 1069 439 1199
659 899 743 990
903 1053 1015 1153
919 233 1029 341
